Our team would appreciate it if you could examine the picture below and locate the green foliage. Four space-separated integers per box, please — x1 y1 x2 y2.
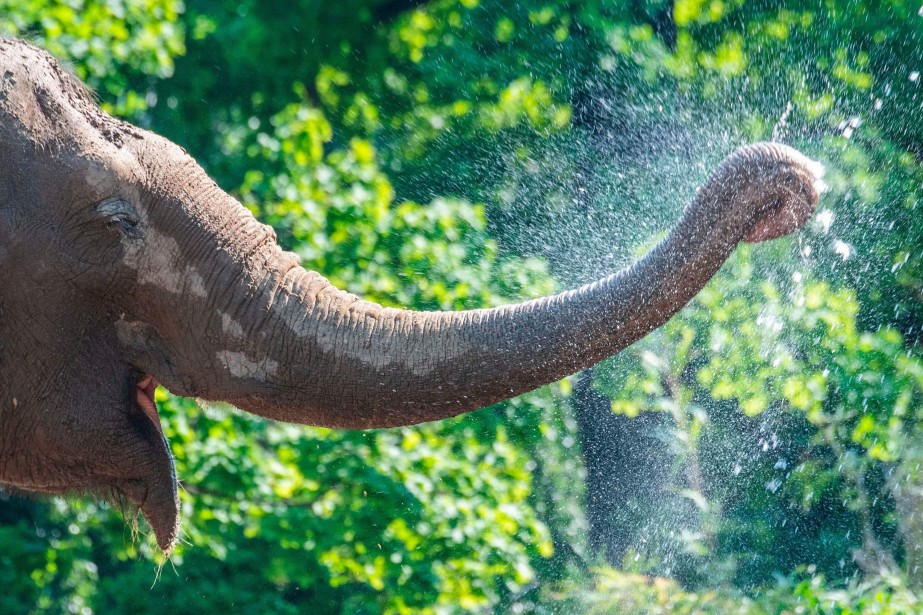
149 397 553 613
531 566 921 614
238 101 554 310
595 251 922 586
0 0 185 116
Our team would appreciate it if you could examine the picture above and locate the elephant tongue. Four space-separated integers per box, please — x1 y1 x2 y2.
136 375 162 431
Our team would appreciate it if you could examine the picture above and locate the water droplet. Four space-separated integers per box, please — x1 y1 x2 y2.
815 209 834 234
892 252 910 272
833 240 853 261
838 116 862 139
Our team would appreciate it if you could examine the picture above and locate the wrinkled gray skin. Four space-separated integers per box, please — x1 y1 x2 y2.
0 39 823 552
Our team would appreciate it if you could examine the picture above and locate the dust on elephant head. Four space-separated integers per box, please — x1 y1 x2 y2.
0 38 824 552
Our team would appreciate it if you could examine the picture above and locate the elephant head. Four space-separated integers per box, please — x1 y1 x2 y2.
0 39 823 552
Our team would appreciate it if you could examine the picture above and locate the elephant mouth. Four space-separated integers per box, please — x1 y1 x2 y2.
135 374 162 431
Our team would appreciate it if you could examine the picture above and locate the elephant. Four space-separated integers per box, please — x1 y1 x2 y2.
0 38 824 553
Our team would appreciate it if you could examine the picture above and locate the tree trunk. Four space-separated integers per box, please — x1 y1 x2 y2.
572 370 670 564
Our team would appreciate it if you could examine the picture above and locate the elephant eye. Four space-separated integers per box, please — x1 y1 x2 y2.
95 197 144 239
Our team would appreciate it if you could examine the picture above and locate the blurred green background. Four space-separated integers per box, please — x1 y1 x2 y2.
1 1 922 612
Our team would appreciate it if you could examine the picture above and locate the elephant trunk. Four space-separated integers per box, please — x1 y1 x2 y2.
198 143 822 429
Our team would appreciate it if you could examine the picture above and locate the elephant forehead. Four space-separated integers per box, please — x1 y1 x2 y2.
81 151 144 199
0 39 141 150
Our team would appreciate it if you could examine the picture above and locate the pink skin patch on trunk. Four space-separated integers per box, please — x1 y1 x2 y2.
136 375 162 431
